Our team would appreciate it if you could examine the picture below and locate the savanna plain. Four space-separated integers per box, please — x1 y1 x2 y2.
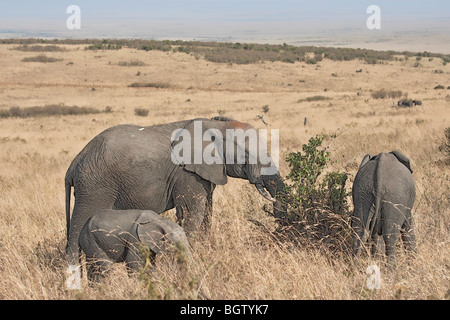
0 41 449 300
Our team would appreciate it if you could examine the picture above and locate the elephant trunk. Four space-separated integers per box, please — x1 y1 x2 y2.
260 173 288 219
255 183 276 202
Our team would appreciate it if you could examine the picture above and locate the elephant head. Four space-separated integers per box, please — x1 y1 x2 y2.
135 211 191 257
171 117 286 216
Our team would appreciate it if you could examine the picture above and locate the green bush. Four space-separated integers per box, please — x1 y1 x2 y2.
278 135 352 253
284 135 331 210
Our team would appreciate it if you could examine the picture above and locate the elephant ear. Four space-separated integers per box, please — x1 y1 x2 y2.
135 211 165 254
390 150 413 173
359 154 374 168
171 119 227 185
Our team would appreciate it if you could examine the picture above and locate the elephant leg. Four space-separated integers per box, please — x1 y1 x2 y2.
67 201 89 284
67 191 116 282
351 214 369 264
200 185 215 233
370 213 384 257
175 196 209 238
401 217 417 254
79 226 114 281
124 243 153 274
173 174 213 238
382 223 400 270
125 252 142 274
352 228 365 258
86 255 114 282
370 233 385 258
383 201 414 269
351 200 376 262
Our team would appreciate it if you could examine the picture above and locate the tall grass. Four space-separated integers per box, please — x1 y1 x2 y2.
0 126 447 300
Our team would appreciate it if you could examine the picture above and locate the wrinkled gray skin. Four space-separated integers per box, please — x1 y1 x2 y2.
79 209 189 280
351 150 417 268
66 117 286 269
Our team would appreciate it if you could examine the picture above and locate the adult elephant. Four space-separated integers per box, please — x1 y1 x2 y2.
65 116 286 276
351 150 416 268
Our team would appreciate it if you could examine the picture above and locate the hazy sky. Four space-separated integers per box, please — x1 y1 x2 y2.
0 1 449 52
1 1 449 21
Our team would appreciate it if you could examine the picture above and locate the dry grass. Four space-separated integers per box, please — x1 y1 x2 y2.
117 59 147 67
129 82 171 88
0 105 108 118
21 54 63 63
12 44 66 52
0 42 448 300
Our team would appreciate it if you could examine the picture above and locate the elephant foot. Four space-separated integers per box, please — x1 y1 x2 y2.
86 259 114 282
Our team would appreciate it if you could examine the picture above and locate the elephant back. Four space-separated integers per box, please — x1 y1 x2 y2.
382 153 416 202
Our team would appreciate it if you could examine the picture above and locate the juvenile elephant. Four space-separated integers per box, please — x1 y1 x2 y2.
79 209 190 280
351 151 417 267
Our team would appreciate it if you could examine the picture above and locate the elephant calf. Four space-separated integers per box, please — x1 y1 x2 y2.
79 209 190 280
351 151 417 268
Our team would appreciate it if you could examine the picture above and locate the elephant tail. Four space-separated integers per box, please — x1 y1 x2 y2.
65 174 73 241
369 154 386 237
